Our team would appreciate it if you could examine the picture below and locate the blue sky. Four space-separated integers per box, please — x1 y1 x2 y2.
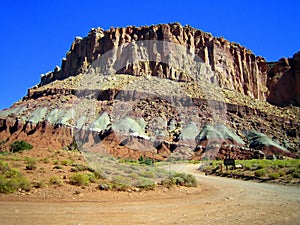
0 0 299 109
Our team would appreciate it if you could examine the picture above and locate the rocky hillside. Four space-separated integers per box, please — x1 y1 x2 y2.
0 23 299 160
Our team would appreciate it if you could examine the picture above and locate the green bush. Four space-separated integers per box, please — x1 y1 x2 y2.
112 175 132 186
0 161 31 193
61 159 74 166
279 171 286 177
69 173 92 186
138 156 153 165
49 176 63 186
133 178 156 190
10 140 33 153
86 173 97 183
269 172 280 180
254 169 266 177
139 170 155 178
0 160 10 174
162 172 197 187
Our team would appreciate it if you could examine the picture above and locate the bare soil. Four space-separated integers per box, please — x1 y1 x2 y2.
1 164 299 225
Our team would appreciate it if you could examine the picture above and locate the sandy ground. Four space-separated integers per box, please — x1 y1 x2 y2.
0 164 300 225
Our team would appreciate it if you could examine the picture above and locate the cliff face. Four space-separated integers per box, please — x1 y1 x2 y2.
1 23 299 160
40 23 267 101
267 51 300 106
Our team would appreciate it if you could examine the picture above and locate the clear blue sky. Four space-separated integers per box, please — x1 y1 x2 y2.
0 0 299 109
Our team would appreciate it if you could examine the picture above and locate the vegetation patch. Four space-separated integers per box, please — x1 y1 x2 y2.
200 159 300 184
10 140 33 153
49 176 63 186
161 172 197 188
0 160 31 193
69 172 96 186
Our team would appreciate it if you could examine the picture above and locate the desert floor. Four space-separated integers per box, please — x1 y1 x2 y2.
1 164 299 225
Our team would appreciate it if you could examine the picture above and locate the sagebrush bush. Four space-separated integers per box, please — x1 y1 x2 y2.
24 157 37 170
71 164 89 172
254 169 266 177
49 176 63 186
0 160 31 193
61 159 74 166
32 180 45 188
133 178 156 190
162 172 197 187
10 140 33 153
269 172 280 180
69 173 93 186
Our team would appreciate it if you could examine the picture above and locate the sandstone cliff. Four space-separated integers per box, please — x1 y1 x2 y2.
267 51 300 106
40 23 268 101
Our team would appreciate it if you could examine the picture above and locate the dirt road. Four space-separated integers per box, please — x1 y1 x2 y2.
1 164 299 225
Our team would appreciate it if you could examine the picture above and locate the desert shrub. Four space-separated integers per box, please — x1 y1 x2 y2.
112 175 132 186
6 176 31 192
71 163 89 172
279 171 286 177
138 156 153 166
254 169 266 177
0 162 31 193
269 172 280 180
243 164 252 170
111 182 130 191
10 140 33 153
5 168 19 178
292 172 300 178
25 163 37 171
32 180 45 188
255 163 266 170
139 170 156 178
61 159 74 166
69 173 91 186
49 176 63 186
24 157 37 170
133 178 156 190
129 173 140 179
162 172 197 187
93 170 108 180
52 159 59 165
86 172 97 183
0 160 10 174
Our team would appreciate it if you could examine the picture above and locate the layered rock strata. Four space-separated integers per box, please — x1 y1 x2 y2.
40 23 268 101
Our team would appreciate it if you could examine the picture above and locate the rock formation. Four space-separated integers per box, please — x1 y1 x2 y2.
0 22 299 160
267 51 300 106
40 23 268 101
